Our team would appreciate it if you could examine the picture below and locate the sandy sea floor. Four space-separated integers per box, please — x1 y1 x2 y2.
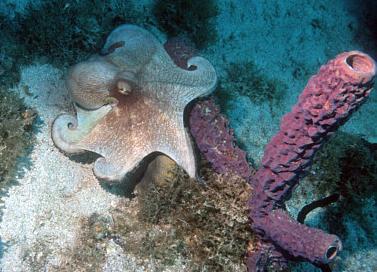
0 0 376 271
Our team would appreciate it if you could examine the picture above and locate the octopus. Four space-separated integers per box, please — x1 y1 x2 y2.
51 25 217 185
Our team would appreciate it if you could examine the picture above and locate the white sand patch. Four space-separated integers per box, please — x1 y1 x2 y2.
0 64 124 271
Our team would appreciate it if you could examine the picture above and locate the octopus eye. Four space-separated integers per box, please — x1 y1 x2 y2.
117 80 132 95
100 41 125 56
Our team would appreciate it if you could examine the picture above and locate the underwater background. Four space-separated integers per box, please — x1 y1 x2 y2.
0 0 376 271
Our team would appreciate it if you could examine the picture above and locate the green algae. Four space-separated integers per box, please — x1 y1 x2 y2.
308 132 377 200
0 87 36 188
221 61 286 106
0 0 148 89
136 162 251 271
153 0 218 48
0 0 145 185
298 132 377 241
8 0 144 66
55 161 251 271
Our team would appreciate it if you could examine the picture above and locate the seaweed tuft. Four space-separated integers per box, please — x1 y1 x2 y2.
2 0 144 66
57 157 252 271
0 88 36 187
308 132 377 199
153 0 218 48
137 157 252 270
303 132 377 237
221 61 286 106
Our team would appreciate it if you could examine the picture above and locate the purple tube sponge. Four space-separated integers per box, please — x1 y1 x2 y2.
189 99 253 181
164 37 253 181
248 51 376 270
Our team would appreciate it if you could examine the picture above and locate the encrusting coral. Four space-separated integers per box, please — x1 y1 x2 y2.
247 51 376 271
51 24 217 185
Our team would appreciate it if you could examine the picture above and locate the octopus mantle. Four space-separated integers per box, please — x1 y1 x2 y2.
51 25 217 183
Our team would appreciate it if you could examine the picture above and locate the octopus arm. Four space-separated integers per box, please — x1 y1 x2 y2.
51 105 113 154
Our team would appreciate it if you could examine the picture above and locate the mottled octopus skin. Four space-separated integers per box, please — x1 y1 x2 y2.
51 25 217 184
164 37 253 181
248 51 376 270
